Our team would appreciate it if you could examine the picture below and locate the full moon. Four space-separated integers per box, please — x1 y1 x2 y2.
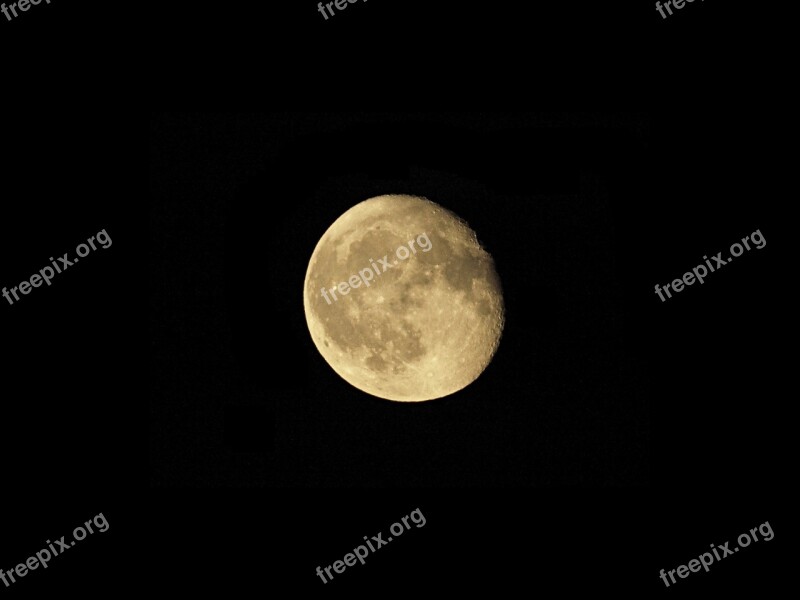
303 194 504 402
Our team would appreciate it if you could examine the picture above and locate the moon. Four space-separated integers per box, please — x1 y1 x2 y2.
303 194 504 402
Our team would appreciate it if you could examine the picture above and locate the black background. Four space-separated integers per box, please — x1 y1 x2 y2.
1 0 786 595
151 113 651 488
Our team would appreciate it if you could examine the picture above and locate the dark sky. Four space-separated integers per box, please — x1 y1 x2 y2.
144 112 779 594
0 0 784 595
150 113 653 488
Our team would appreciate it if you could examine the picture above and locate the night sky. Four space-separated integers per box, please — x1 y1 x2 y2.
0 0 784 595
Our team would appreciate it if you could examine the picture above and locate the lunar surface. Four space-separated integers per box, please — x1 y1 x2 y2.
303 194 504 402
